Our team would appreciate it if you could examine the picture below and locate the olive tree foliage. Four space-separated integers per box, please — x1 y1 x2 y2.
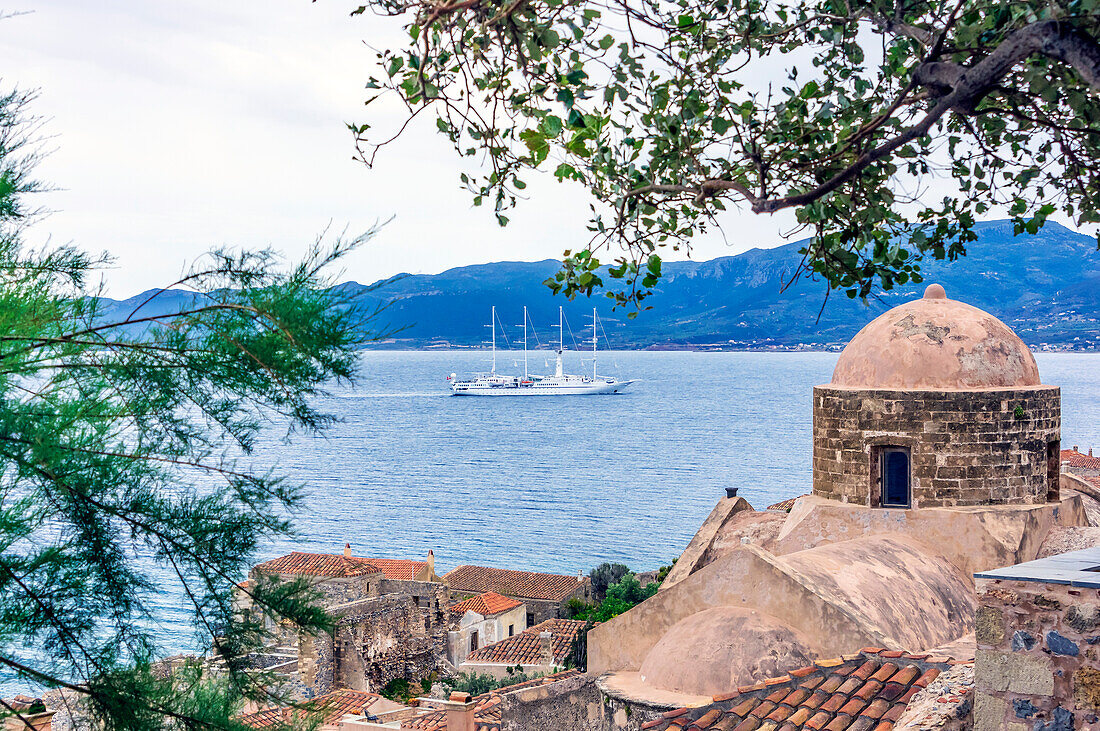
0 88 376 730
347 0 1100 306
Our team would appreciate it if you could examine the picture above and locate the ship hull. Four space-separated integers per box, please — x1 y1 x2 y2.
451 380 635 396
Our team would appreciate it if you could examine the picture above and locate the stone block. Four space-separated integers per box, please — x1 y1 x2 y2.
974 691 1010 731
975 606 1005 645
1046 631 1080 657
975 649 1054 695
1074 667 1100 710
1067 604 1100 633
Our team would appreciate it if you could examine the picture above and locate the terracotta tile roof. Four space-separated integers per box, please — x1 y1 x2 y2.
402 670 582 731
1063 448 1100 470
451 591 524 617
639 649 960 731
240 689 399 728
253 551 382 578
767 495 807 512
367 557 430 581
465 619 585 665
444 565 586 602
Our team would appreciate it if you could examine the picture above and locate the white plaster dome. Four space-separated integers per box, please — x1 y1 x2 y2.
830 284 1041 390
637 607 815 696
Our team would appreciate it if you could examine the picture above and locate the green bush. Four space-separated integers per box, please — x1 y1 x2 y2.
589 562 632 601
442 669 542 696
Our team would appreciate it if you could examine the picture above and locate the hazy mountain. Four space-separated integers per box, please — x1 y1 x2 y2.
99 219 1100 349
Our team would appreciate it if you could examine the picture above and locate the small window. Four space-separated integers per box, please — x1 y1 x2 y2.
470 631 478 652
508 624 514 637
526 612 535 628
413 595 420 606
880 447 911 508
1047 440 1061 502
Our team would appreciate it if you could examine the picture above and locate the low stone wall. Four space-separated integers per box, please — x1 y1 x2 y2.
974 573 1100 729
499 673 666 731
813 386 1060 507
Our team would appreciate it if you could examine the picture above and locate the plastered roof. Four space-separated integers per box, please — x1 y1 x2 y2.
830 284 1041 390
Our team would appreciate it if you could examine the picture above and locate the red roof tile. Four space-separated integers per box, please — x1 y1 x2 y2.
1063 448 1100 470
444 565 586 602
367 558 431 581
254 552 382 578
402 670 582 730
645 650 956 731
451 592 524 617
767 495 808 512
240 689 398 727
465 619 586 666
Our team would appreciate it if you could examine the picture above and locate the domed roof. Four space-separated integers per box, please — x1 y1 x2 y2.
638 607 815 696
830 284 1040 390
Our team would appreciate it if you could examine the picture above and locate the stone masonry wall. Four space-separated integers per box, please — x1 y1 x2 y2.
332 582 451 692
974 576 1100 730
813 386 1060 508
500 674 665 731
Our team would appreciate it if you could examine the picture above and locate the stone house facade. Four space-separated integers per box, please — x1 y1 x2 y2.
446 591 527 667
459 618 586 679
238 546 450 698
443 565 591 626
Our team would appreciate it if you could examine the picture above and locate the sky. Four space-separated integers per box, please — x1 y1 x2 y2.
1 1 805 298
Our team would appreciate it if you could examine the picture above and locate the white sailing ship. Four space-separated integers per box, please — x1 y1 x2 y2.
449 306 635 396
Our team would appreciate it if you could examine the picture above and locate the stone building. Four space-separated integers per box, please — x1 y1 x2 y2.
238 546 450 698
447 591 527 667
569 284 1100 724
815 283 1061 507
443 565 590 625
458 618 586 678
973 547 1100 729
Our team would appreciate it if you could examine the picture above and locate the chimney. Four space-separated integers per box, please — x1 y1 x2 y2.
538 630 554 665
445 692 476 731
1073 445 1079 452
1090 448 1094 457
427 549 435 577
344 543 351 559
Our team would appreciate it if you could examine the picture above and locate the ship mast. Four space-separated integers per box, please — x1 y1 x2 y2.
490 305 496 374
523 305 528 380
592 306 597 380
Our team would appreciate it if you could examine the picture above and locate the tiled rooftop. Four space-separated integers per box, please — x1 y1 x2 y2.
367 557 430 581
465 618 585 665
240 689 397 727
767 496 806 512
444 565 586 601
639 649 959 731
253 551 382 578
402 670 582 731
1062 448 1100 470
451 591 524 617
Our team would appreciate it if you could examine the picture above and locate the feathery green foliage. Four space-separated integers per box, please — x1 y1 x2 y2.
0 87 376 730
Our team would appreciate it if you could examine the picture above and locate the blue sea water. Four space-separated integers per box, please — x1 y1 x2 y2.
140 350 1100 655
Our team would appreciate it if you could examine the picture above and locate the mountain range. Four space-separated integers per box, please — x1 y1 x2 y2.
99 219 1100 350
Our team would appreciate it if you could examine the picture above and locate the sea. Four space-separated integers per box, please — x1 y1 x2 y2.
141 350 1100 656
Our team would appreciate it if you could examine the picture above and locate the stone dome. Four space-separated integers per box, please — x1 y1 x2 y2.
830 284 1041 390
637 607 815 696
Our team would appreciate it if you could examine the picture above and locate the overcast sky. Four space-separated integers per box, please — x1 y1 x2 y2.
0 1 815 298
